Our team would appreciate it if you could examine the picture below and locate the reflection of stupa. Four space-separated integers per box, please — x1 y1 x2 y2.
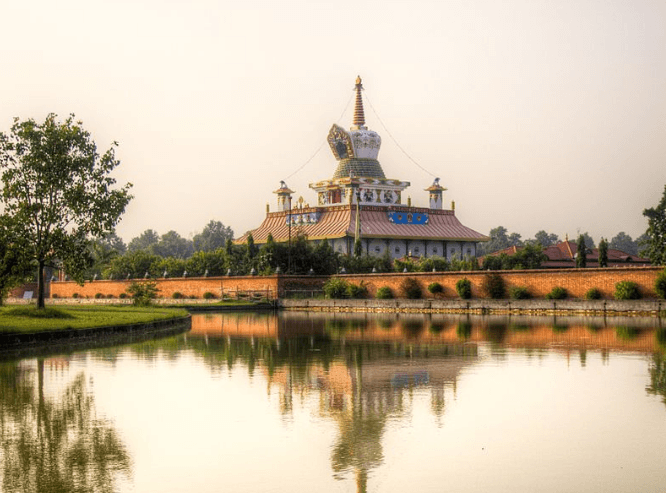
264 344 477 493
237 77 488 259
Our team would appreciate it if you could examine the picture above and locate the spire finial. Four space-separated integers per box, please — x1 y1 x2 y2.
352 75 365 128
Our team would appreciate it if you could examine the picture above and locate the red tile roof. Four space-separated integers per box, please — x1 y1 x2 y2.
484 240 650 267
237 205 489 243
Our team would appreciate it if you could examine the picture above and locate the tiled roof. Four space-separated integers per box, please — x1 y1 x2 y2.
237 205 489 244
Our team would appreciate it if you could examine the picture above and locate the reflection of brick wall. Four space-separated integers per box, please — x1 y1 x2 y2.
47 267 663 300
338 266 663 299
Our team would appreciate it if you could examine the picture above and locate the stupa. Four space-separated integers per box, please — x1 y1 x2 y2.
237 77 488 259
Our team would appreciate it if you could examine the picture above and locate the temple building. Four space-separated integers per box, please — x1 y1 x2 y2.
237 77 488 259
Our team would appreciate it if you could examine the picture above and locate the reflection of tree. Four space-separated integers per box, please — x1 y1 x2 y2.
647 353 666 407
0 360 131 493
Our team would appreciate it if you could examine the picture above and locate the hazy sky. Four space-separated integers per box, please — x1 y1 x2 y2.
2 0 665 244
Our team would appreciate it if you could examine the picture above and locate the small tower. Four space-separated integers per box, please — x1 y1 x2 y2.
274 181 294 212
425 177 447 210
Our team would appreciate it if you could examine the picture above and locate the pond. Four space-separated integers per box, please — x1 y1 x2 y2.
1 311 665 493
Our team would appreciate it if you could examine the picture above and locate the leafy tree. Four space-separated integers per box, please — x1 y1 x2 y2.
0 216 32 304
193 220 234 252
507 232 523 247
579 231 595 249
609 232 637 255
104 250 160 280
127 229 159 253
478 226 509 255
126 280 159 306
642 185 666 265
0 113 132 307
533 230 559 247
353 238 363 257
246 233 257 259
598 238 609 267
576 234 587 268
154 256 187 278
186 249 227 277
152 230 193 259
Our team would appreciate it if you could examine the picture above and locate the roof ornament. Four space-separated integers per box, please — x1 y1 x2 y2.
280 180 288 189
352 75 366 129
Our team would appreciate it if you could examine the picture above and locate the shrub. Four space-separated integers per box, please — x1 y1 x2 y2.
203 291 216 300
119 293 128 299
585 287 602 300
126 281 159 306
323 278 349 299
546 286 568 300
346 282 367 299
189 294 197 299
655 269 666 299
456 278 472 299
72 292 80 298
510 286 531 299
482 272 505 299
614 281 641 300
427 282 444 295
94 292 104 299
400 278 422 299
106 294 115 299
52 293 59 299
376 286 394 299
172 292 184 299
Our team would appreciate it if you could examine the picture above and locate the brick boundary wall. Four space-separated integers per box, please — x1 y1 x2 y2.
45 266 664 301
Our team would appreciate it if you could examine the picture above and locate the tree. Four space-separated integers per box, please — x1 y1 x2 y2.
576 234 587 268
609 232 637 255
579 231 595 249
193 220 234 252
642 185 666 265
128 229 159 253
598 237 608 268
152 230 193 259
478 226 510 255
533 230 559 247
0 114 132 308
0 216 32 304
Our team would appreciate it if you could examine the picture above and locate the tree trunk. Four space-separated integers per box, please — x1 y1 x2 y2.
37 260 45 309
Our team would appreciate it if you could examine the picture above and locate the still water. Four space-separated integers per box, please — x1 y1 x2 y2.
1 311 665 493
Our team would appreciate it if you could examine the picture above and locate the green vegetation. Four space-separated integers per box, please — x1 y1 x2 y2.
585 287 602 300
482 243 547 270
0 113 133 308
0 305 188 334
576 234 587 268
598 238 609 267
376 286 394 299
456 278 472 299
483 272 505 299
510 286 531 299
126 280 158 307
203 291 216 300
642 184 666 265
614 281 641 300
400 278 422 299
546 286 568 300
655 269 666 299
346 282 367 299
427 282 444 295
323 278 349 299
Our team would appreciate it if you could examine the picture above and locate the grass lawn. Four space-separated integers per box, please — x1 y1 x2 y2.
0 305 189 334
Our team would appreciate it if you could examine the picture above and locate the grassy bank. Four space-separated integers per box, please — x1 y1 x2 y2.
0 305 189 334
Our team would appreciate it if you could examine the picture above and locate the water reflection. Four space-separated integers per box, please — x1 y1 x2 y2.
0 359 131 493
2 311 665 493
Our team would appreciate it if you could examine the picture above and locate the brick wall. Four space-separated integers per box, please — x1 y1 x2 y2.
46 266 663 300
338 266 663 299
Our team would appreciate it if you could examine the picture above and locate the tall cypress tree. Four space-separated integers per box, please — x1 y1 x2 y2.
598 238 608 268
576 234 587 268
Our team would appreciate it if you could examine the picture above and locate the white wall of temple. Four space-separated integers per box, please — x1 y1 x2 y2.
304 237 478 260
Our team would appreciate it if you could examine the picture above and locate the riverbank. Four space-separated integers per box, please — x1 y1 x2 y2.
0 305 191 351
279 298 666 317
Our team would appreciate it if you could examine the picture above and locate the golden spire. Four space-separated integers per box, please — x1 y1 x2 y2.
353 76 365 128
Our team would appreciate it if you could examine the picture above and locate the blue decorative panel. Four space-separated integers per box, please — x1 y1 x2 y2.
286 212 321 225
387 211 429 225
